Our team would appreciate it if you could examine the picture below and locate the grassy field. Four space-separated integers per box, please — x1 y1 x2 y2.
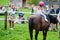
0 0 9 6
0 8 60 40
0 20 60 40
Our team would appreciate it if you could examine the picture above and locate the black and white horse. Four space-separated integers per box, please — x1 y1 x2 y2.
48 14 58 30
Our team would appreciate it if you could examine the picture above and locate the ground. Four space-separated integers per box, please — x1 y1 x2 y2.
0 8 60 40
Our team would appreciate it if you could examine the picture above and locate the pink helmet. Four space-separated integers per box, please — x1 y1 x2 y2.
39 1 44 7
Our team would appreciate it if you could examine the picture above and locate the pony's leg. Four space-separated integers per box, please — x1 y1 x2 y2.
59 31 60 38
29 28 33 40
43 30 48 40
35 30 39 40
56 23 58 30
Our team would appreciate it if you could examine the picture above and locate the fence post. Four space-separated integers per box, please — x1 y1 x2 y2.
4 11 7 30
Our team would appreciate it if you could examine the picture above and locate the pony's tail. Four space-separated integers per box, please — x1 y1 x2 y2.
29 18 33 29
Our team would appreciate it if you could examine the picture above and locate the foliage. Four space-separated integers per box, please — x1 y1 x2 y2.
28 0 42 5
28 0 59 5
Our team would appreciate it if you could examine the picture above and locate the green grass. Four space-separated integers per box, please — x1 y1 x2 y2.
0 8 60 40
0 15 4 18
0 0 10 6
20 8 31 12
0 20 60 40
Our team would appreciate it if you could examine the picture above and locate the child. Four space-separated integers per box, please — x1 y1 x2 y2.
56 5 60 14
37 1 48 22
45 5 49 13
8 4 15 30
9 13 14 30
0 6 6 13
14 10 24 24
31 5 34 15
56 6 60 38
57 10 60 22
49 5 55 14
18 11 24 24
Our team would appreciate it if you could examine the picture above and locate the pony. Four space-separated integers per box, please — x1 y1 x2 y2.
48 14 58 30
28 14 50 40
